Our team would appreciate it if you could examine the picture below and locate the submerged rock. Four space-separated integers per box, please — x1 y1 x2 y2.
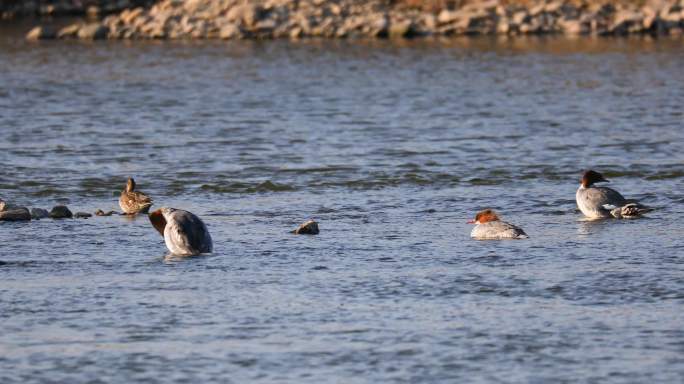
49 205 73 219
292 220 319 235
30 208 50 219
75 212 93 219
95 209 118 216
0 207 31 221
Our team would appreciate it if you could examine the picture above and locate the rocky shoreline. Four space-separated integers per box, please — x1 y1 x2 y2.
22 0 684 40
1 0 153 19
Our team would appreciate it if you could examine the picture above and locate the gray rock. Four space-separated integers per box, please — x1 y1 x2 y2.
30 208 49 219
75 212 93 219
26 26 57 40
49 205 73 219
77 23 109 40
292 220 319 235
0 208 31 221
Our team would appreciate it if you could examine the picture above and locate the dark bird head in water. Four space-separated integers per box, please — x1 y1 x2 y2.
149 208 167 237
468 209 500 224
126 178 136 192
581 170 609 187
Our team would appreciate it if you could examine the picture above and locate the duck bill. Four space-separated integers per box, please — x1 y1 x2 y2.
467 220 476 224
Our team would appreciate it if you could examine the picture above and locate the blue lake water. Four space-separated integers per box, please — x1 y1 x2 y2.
1 30 684 383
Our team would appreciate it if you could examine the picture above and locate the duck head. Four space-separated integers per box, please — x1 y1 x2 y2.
581 170 609 188
149 208 167 237
126 178 136 192
467 209 500 224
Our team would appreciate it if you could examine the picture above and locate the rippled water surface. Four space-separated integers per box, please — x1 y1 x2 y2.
1 27 684 383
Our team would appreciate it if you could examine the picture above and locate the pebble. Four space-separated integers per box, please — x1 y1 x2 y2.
75 212 93 219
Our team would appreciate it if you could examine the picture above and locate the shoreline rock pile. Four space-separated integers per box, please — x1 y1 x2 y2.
1 0 153 19
25 0 684 40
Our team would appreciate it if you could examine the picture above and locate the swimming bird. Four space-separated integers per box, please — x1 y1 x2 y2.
119 178 152 214
575 170 652 219
149 207 213 256
468 209 528 239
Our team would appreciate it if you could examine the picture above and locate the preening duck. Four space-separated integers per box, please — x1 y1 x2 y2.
149 207 213 256
119 178 153 214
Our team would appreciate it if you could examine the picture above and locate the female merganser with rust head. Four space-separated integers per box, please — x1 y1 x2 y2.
468 209 528 239
149 207 213 256
119 177 153 215
576 170 652 219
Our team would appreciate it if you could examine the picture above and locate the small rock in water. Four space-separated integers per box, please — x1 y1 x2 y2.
0 207 31 221
75 212 92 219
95 209 117 216
30 208 49 219
292 220 319 235
49 205 73 219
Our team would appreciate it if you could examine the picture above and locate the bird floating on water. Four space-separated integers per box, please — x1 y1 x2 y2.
576 170 652 219
149 207 213 256
468 209 528 239
119 177 153 215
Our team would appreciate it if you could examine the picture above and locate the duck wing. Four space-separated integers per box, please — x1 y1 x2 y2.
583 186 627 210
170 210 212 254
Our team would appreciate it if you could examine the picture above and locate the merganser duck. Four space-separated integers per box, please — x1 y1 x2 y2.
468 209 528 239
149 207 213 256
576 170 652 219
119 178 152 214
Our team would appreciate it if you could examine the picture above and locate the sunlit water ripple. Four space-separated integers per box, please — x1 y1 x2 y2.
1 27 683 383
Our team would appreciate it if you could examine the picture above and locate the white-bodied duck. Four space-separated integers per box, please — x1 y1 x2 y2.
468 209 528 240
576 170 651 219
149 207 213 256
